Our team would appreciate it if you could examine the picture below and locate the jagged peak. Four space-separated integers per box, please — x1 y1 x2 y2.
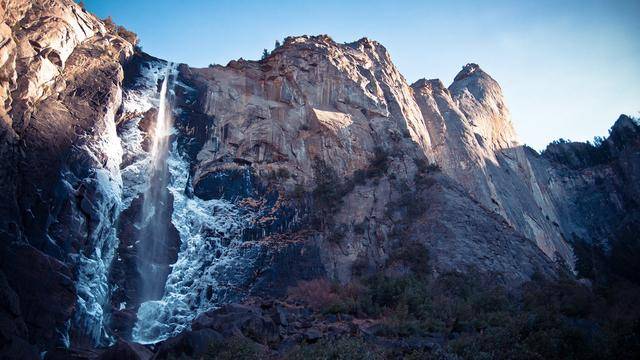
611 114 640 134
348 37 384 49
278 34 389 55
411 78 446 91
453 63 483 82
283 34 335 46
448 62 504 102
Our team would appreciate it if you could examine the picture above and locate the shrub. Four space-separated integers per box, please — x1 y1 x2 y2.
413 157 440 174
312 159 341 208
116 25 138 44
292 183 306 199
385 183 427 225
353 221 366 234
287 279 361 315
205 336 265 360
366 146 389 178
326 223 347 244
287 279 340 311
353 169 367 185
311 159 351 229
425 162 441 173
102 16 138 44
387 241 430 275
276 167 291 179
284 337 386 360
290 255 640 359
413 157 429 173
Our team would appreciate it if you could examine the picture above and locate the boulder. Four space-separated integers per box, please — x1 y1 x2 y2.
192 304 280 345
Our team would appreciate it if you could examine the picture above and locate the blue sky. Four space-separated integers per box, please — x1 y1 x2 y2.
82 0 639 149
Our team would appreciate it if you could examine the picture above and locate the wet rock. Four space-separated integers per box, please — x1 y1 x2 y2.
98 340 152 360
153 329 222 359
304 328 322 341
107 308 138 340
192 303 280 345
45 347 100 360
3 243 76 350
193 167 257 201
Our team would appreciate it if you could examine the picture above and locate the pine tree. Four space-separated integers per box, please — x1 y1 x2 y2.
261 49 269 60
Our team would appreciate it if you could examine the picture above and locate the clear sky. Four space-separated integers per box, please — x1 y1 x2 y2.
81 0 639 150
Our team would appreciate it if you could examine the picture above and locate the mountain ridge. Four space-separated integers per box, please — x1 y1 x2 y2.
0 1 639 358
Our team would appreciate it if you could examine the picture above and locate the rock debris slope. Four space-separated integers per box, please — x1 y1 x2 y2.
0 1 639 357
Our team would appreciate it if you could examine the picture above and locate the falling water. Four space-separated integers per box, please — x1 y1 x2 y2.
137 65 176 302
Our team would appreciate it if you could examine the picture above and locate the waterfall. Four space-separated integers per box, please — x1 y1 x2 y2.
136 65 176 302
121 60 256 344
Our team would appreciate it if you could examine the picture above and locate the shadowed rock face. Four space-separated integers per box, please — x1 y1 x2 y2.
1 0 639 356
0 0 134 355
531 115 640 248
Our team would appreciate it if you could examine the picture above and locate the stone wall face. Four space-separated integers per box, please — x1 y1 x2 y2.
0 0 134 353
1 1 639 356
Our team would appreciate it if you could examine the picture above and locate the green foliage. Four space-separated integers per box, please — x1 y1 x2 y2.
608 117 640 150
261 49 269 60
312 159 341 208
571 217 640 285
284 337 387 360
353 221 367 234
276 167 291 179
102 16 138 44
414 157 442 175
327 223 347 244
286 249 640 359
293 183 306 199
312 159 351 230
366 146 390 178
287 278 361 315
385 183 427 231
609 219 640 284
204 336 265 360
387 241 430 275
544 135 615 168
352 169 367 185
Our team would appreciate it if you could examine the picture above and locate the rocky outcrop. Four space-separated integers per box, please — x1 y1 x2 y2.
411 65 572 263
179 36 431 189
172 36 558 290
531 115 640 248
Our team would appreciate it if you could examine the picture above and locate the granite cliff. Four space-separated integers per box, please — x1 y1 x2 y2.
0 1 639 358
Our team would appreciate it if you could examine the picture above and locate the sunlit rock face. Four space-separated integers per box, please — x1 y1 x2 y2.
180 35 433 190
175 36 558 287
412 65 573 263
